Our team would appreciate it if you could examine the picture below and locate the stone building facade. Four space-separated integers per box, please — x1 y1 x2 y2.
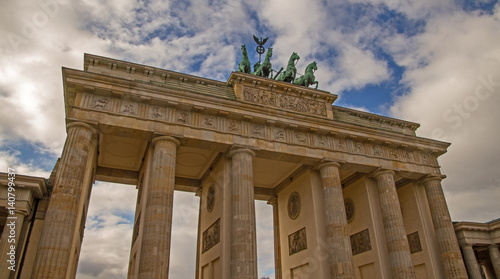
0 53 473 278
454 219 500 279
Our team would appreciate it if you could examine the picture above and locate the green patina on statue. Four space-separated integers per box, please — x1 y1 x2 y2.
253 47 273 78
236 36 319 89
276 52 300 82
237 45 251 74
293 61 319 89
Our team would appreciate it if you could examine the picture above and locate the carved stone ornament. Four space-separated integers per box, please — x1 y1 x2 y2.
206 184 215 213
228 120 240 132
94 97 109 109
243 87 327 117
288 227 307 255
202 219 220 253
288 192 301 220
408 231 422 254
344 198 354 223
350 229 371 256
177 111 189 123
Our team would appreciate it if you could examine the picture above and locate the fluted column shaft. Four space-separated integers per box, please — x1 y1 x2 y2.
32 122 97 279
372 169 416 279
229 148 257 279
138 136 180 279
0 211 27 278
489 244 500 277
461 244 482 279
318 162 354 278
422 175 468 278
268 197 282 279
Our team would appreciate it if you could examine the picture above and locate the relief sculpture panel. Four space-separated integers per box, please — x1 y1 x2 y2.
243 87 327 117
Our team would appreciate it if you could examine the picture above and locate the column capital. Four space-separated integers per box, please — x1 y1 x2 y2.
421 174 446 184
267 196 278 206
152 135 180 146
461 243 474 248
228 147 255 158
66 121 97 135
316 160 341 171
370 168 395 179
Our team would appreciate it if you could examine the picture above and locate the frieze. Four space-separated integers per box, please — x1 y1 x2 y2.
202 219 220 253
288 227 307 255
243 87 327 117
81 95 439 168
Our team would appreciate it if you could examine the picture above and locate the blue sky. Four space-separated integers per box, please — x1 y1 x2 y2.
1 0 500 278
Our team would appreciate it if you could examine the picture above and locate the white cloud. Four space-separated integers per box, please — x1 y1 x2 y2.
1 0 500 278
389 6 500 222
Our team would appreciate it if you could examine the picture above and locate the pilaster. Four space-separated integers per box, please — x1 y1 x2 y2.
317 161 355 278
267 196 282 279
371 169 416 279
421 175 468 278
137 136 179 279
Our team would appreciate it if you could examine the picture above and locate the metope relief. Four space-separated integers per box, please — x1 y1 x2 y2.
93 96 110 110
227 120 240 133
243 87 327 117
202 219 220 253
121 101 137 115
176 110 191 124
149 106 165 120
288 227 307 255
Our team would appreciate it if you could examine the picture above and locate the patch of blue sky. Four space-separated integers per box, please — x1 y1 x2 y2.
113 211 136 225
458 0 498 14
0 139 57 172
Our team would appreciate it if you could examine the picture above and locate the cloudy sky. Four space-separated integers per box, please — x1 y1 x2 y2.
1 0 499 278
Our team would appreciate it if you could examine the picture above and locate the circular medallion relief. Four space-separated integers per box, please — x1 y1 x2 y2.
344 198 354 223
207 184 215 213
288 192 301 220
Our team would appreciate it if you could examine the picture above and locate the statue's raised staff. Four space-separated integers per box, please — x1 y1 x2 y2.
293 61 319 89
277 52 300 83
237 45 251 74
253 47 273 78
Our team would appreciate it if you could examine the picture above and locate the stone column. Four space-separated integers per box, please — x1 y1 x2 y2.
0 211 27 278
317 161 354 278
461 244 482 279
137 136 179 279
372 169 416 279
229 148 257 279
267 197 282 279
489 244 500 278
421 175 468 278
32 122 97 278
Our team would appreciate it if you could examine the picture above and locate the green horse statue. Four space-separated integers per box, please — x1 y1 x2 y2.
253 47 273 78
277 52 300 83
237 45 251 74
293 61 319 89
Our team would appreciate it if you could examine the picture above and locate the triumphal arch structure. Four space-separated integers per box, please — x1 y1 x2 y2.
11 52 476 278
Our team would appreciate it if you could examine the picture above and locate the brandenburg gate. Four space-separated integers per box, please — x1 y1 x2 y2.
2 52 473 278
